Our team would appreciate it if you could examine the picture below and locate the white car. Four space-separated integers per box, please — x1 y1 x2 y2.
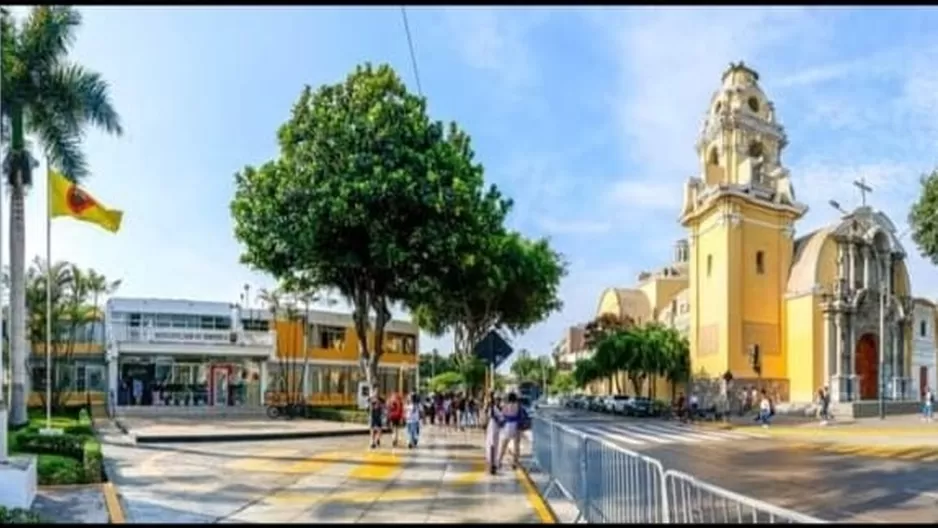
609 395 632 414
603 396 618 413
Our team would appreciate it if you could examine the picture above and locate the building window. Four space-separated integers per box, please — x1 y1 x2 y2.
922 320 928 338
756 251 765 274
706 255 713 277
243 319 270 332
402 335 416 354
320 326 346 349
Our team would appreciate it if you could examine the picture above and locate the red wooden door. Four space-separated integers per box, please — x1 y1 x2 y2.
856 335 878 400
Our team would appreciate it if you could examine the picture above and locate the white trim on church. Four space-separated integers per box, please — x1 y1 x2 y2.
912 300 937 400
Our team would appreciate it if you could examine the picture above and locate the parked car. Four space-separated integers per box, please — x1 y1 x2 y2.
609 395 631 414
626 397 654 417
586 396 605 412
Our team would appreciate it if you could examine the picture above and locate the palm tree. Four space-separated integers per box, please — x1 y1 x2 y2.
2 6 123 425
85 269 121 323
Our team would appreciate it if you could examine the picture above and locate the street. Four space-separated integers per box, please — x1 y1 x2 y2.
540 408 938 523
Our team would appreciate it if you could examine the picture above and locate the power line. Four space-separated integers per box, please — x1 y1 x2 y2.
399 6 424 97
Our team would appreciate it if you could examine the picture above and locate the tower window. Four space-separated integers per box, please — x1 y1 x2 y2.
748 97 760 112
748 141 764 158
706 254 713 277
756 251 765 274
714 101 722 114
708 147 719 166
922 320 928 337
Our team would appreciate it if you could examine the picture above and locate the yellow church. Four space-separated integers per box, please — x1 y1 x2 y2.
594 62 924 416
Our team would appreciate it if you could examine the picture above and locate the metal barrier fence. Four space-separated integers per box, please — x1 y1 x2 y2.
530 416 826 524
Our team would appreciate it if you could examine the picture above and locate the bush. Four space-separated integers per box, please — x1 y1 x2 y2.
63 424 95 437
36 454 85 486
13 431 85 460
82 439 104 484
0 507 43 524
306 407 368 424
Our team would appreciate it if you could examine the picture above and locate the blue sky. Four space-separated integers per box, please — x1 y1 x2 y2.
13 7 938 361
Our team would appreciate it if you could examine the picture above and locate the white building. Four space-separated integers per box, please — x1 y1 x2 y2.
106 297 276 410
911 298 937 400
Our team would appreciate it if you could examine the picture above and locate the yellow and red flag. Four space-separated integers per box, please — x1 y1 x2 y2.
48 170 123 233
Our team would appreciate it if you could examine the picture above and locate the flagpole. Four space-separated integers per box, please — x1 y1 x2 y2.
0 124 6 461
44 158 52 433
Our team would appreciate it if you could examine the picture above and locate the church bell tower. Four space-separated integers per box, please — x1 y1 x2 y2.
680 62 808 387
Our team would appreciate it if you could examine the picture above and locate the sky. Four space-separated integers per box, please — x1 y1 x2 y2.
10 7 938 364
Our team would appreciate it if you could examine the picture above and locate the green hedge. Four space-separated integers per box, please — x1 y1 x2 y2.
9 428 104 486
305 407 369 424
0 507 43 524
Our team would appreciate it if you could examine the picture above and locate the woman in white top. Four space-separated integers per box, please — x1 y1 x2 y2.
758 391 772 428
405 394 422 448
483 393 503 475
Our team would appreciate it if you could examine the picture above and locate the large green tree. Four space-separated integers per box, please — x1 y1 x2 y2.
1 6 123 425
413 230 565 359
231 63 502 395
909 169 938 264
510 349 555 386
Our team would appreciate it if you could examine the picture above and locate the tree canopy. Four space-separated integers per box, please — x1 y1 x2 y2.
412 225 566 357
230 63 512 393
571 323 690 399
909 169 938 265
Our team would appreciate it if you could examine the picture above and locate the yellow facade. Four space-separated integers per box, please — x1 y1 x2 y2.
27 321 108 409
591 62 928 406
270 316 418 406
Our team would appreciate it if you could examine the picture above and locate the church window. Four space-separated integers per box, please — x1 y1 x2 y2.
756 251 765 274
922 320 928 338
706 255 713 277
747 96 760 112
748 141 764 158
708 147 719 166
714 101 722 114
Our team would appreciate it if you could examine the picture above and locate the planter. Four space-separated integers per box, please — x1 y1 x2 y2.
0 455 37 509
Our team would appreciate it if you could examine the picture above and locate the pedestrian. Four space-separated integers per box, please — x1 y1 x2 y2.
689 392 699 422
483 392 503 475
466 396 478 429
923 387 934 422
387 392 405 447
368 395 385 449
757 390 772 428
820 386 831 425
498 392 523 471
405 393 422 448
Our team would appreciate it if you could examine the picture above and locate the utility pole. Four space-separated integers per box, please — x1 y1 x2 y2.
878 260 886 420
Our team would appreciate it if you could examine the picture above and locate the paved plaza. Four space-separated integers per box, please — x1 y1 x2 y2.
115 415 369 443
101 427 550 523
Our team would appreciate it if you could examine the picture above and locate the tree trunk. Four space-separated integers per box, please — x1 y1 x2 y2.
9 179 27 426
629 375 643 396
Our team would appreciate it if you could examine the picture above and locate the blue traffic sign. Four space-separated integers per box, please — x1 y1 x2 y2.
473 330 513 368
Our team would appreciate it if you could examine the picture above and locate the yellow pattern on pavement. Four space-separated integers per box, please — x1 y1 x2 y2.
788 441 938 462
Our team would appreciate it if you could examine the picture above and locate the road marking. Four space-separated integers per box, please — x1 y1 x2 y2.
101 482 126 524
583 425 646 445
452 460 488 486
268 487 435 505
516 466 557 524
348 451 403 481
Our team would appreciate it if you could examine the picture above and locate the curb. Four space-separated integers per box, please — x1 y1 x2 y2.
515 465 559 524
101 482 125 524
37 483 104 492
133 426 387 444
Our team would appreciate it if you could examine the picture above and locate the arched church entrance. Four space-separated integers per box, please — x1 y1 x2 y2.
855 333 879 400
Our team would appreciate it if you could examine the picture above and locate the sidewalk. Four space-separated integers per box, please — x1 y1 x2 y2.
104 426 553 523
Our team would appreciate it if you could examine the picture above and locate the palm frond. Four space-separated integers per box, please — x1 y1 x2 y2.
40 63 123 137
28 103 86 179
19 6 81 74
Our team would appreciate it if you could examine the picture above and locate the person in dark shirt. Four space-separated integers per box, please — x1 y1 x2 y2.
369 396 385 449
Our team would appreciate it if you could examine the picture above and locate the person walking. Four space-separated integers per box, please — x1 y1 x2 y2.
923 387 934 422
405 393 422 448
368 395 385 449
498 392 523 471
757 390 772 429
483 392 503 475
387 392 405 447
